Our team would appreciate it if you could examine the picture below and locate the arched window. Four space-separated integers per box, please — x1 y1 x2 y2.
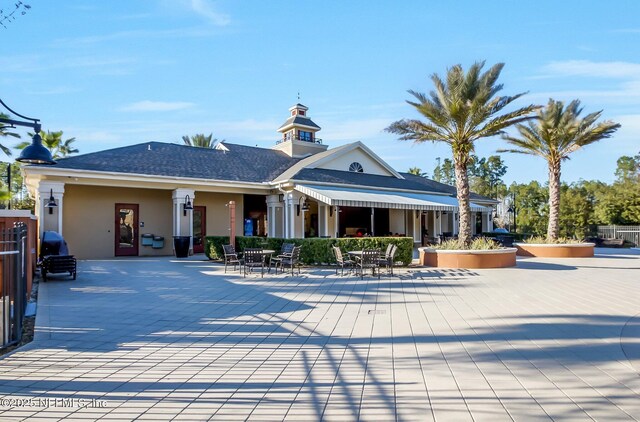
349 162 364 173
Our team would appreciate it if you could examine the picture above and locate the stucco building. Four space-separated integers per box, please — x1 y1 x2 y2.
23 104 496 259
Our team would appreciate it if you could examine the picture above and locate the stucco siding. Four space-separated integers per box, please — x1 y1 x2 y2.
63 185 173 259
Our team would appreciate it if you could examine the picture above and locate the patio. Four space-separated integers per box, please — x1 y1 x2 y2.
0 250 639 420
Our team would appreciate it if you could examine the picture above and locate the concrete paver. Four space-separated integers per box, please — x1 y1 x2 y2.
0 248 638 420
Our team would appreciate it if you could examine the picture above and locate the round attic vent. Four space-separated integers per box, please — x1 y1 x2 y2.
349 162 364 173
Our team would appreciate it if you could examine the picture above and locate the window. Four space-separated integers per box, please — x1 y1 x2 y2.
298 131 312 141
349 162 364 173
299 110 305 116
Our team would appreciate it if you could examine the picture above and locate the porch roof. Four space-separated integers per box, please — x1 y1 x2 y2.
294 184 491 212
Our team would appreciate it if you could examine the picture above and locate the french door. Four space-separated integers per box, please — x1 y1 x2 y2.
193 206 206 254
115 204 139 256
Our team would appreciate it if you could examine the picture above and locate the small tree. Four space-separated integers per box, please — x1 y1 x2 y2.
500 99 620 241
15 130 78 159
407 167 427 177
387 61 538 246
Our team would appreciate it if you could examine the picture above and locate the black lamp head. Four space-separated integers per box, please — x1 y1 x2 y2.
44 188 57 214
17 132 56 165
183 194 193 216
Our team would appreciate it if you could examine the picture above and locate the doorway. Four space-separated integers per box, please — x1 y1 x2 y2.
193 206 206 254
115 204 138 256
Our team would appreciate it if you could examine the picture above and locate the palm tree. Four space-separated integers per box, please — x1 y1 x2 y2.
0 112 20 157
500 99 620 241
15 130 79 160
386 61 539 246
182 133 223 148
407 167 427 177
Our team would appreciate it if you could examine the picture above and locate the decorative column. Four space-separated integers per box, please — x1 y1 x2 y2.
266 195 283 238
172 188 195 252
37 181 65 239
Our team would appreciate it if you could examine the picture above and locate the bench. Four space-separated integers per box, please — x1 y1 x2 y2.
41 255 77 281
600 238 625 248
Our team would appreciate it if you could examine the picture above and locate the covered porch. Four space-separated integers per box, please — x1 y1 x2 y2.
265 185 494 243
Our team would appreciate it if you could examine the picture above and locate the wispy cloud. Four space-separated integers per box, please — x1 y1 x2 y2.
52 27 214 47
119 101 195 112
540 60 640 79
188 0 230 26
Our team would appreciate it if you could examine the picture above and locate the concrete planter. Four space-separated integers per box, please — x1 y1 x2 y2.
514 242 595 258
418 247 517 269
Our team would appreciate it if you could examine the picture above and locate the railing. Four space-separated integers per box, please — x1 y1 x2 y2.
597 225 640 246
276 135 323 145
0 223 28 348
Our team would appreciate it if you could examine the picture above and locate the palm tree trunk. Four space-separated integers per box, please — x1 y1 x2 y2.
547 162 561 241
454 157 472 247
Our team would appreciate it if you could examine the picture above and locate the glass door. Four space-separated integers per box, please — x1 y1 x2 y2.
193 206 206 254
115 204 139 256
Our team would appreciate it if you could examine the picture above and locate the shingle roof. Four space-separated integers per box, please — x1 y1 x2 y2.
290 168 495 202
38 142 300 183
277 115 321 130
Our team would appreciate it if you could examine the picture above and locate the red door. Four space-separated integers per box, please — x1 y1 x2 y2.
193 206 206 254
115 204 139 256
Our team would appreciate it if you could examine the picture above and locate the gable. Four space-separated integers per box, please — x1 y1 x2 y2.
315 148 395 176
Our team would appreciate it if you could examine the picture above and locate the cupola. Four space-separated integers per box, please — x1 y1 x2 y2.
272 103 328 158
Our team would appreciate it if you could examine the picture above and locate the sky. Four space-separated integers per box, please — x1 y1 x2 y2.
1 0 639 185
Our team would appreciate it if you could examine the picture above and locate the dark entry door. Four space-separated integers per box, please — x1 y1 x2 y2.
115 204 139 256
193 206 206 254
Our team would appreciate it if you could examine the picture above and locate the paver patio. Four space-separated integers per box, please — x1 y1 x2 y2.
0 249 639 421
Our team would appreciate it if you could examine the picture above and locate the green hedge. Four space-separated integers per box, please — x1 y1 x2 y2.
205 236 414 266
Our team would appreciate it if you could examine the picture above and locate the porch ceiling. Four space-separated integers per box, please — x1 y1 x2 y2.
295 184 490 212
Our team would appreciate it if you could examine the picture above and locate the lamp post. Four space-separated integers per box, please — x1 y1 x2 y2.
0 98 56 165
507 191 517 233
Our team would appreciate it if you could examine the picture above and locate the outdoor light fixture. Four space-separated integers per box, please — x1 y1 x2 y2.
278 193 284 202
44 189 57 214
507 192 517 232
296 196 309 216
0 98 56 165
183 194 193 216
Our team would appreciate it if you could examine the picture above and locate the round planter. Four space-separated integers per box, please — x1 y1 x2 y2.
514 242 595 258
418 247 517 269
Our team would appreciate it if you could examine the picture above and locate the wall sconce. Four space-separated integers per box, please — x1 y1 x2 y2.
44 189 57 214
296 196 309 216
416 210 420 219
278 193 284 203
183 194 193 216
329 206 333 217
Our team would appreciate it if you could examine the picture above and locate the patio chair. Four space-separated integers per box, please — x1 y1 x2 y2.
279 245 302 275
332 245 355 275
243 248 265 278
270 242 295 273
222 244 241 273
376 244 397 275
357 249 380 279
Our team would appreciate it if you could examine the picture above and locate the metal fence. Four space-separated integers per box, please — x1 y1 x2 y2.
597 225 640 246
0 223 28 348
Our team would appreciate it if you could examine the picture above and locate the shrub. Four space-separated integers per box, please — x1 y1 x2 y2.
522 235 584 244
429 237 503 250
205 236 414 265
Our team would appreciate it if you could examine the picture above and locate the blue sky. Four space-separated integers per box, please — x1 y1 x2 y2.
1 0 639 184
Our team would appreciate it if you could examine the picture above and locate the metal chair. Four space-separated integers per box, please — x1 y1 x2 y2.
222 244 241 273
357 249 380 279
279 246 301 275
270 243 295 273
332 246 355 275
376 244 397 275
243 248 265 278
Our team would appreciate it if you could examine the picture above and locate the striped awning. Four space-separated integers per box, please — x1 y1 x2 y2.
294 184 490 212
